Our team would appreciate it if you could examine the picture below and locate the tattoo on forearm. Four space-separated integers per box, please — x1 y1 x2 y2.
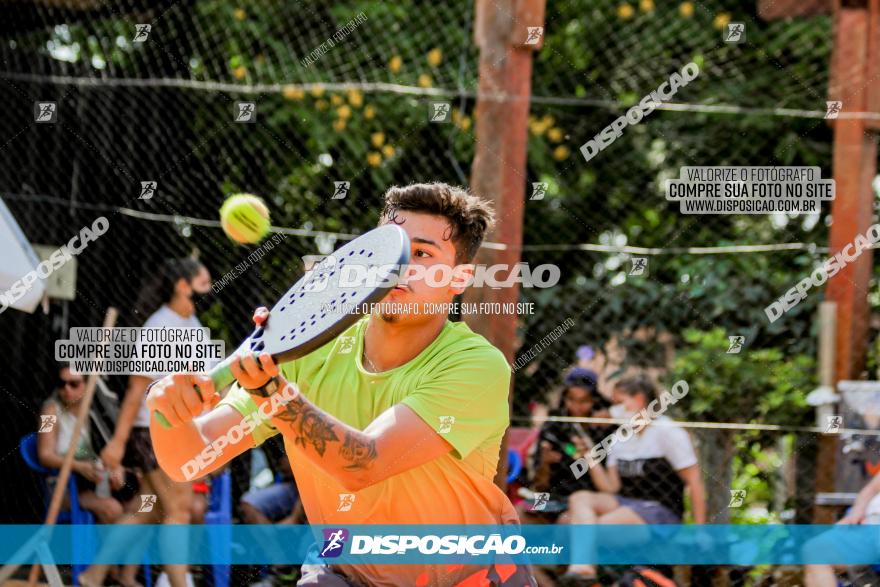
276 397 338 456
339 431 378 471
274 395 378 471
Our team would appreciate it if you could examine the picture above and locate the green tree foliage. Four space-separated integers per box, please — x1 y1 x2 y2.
669 328 813 424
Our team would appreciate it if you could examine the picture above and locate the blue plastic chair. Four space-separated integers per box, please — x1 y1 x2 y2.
205 471 232 587
507 449 523 484
21 432 95 525
20 432 95 583
20 433 154 587
253 473 293 582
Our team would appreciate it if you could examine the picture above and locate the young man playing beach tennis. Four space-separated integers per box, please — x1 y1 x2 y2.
147 183 536 587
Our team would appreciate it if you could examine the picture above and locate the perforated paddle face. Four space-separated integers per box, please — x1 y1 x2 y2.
245 224 410 363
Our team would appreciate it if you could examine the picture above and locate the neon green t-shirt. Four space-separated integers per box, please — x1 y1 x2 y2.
219 317 518 572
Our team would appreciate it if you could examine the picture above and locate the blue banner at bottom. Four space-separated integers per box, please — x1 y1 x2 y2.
1 524 879 565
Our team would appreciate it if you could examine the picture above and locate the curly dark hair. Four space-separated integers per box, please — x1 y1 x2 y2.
380 182 495 263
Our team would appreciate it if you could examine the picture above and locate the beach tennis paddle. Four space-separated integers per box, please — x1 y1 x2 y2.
154 224 410 428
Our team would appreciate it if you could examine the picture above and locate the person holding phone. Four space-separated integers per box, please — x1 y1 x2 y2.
522 368 615 521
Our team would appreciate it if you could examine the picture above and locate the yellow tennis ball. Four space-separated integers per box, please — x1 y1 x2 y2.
220 194 271 244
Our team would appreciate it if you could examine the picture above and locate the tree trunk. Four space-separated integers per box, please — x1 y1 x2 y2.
698 428 736 523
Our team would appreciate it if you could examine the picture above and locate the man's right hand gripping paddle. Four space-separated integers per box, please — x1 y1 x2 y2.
146 307 276 428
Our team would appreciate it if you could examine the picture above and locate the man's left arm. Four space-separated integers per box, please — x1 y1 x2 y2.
231 344 508 492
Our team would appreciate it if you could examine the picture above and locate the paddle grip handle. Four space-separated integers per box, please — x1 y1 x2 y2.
153 355 239 429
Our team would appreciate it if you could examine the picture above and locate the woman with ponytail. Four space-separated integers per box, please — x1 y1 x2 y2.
92 258 214 587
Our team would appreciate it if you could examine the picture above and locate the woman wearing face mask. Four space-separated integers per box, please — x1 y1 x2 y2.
600 374 704 525
97 258 214 587
559 374 705 586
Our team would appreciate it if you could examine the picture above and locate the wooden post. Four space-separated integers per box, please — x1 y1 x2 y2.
825 2 879 383
812 303 839 522
819 303 838 391
814 0 880 523
27 308 118 586
760 0 880 523
465 0 545 488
